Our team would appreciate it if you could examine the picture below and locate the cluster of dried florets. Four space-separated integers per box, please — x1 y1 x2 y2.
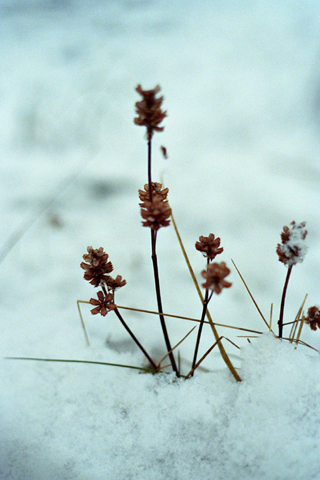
81 247 113 287
195 233 231 294
196 234 224 260
276 221 307 266
134 85 167 140
201 262 232 294
305 306 320 331
139 183 171 231
80 247 126 316
89 291 116 317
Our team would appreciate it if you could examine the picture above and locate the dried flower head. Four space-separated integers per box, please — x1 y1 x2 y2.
276 221 307 266
106 275 126 292
160 145 168 159
134 85 167 140
201 261 232 294
80 246 113 287
305 306 320 331
140 196 171 230
89 291 116 316
138 182 169 204
196 234 223 260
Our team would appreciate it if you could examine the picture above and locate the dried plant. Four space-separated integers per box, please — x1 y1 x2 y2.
8 84 320 382
191 236 230 374
277 221 308 338
76 86 318 381
195 234 223 260
305 306 320 331
134 84 167 141
81 246 157 371
201 261 232 294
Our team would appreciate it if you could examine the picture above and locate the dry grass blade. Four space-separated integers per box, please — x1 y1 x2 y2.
295 316 306 345
77 300 90 346
231 259 269 331
116 305 263 334
6 357 157 372
269 303 273 332
184 336 239 380
292 294 307 343
171 212 241 382
281 337 319 353
157 325 196 368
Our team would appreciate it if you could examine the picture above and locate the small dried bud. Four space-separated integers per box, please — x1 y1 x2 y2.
160 146 168 159
106 275 126 292
305 306 320 331
276 221 307 266
89 291 116 316
134 84 167 140
140 195 171 231
201 261 232 294
138 182 169 204
195 234 223 260
80 246 113 287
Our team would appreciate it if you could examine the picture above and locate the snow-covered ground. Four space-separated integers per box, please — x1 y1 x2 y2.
1 1 320 478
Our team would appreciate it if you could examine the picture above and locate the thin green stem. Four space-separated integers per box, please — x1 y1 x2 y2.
6 356 158 372
278 264 293 338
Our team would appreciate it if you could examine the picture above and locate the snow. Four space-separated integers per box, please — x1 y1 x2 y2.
277 221 308 266
1 0 320 478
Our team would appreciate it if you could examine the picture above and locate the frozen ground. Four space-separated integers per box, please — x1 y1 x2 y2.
1 0 320 478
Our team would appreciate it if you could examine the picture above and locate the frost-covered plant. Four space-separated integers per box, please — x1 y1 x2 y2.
276 221 308 338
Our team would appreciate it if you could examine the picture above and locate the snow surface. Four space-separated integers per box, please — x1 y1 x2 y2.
1 0 320 478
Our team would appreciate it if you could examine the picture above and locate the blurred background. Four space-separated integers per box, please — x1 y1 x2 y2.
1 0 320 362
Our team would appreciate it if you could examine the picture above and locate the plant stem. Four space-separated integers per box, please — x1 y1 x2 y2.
146 136 179 376
113 307 158 370
148 138 152 202
151 229 179 376
191 287 212 375
278 264 293 338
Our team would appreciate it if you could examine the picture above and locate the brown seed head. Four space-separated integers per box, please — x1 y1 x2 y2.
106 275 127 292
138 182 169 204
80 246 113 287
195 234 223 260
89 291 116 316
276 221 307 266
140 195 171 231
201 261 232 294
134 84 167 140
305 306 320 331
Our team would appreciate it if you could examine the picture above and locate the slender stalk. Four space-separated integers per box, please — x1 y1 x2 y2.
146 135 179 376
191 286 213 375
113 307 158 370
6 356 157 372
278 264 293 338
171 213 241 382
151 229 179 376
147 138 152 202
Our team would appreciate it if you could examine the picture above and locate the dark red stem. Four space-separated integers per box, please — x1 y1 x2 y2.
113 307 158 371
278 264 293 338
151 229 179 376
